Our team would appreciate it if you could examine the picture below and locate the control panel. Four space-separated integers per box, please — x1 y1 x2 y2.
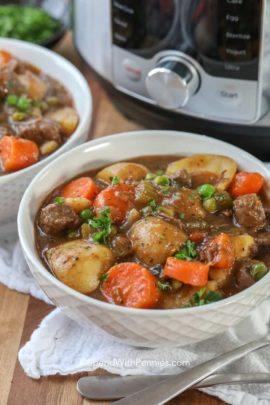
111 0 266 123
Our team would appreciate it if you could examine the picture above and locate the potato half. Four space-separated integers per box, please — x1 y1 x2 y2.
166 154 237 191
129 216 187 266
97 162 148 184
46 240 114 294
18 71 48 100
47 107 79 135
231 234 256 260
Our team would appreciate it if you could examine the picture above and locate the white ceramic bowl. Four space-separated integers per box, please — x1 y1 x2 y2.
0 38 92 229
18 131 270 348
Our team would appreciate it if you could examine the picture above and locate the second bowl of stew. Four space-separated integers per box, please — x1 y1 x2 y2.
0 38 92 228
18 131 270 347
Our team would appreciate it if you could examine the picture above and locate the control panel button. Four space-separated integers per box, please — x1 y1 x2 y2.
146 57 200 109
122 59 142 81
217 85 242 106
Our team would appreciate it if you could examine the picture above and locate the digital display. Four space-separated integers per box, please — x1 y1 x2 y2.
112 0 263 80
112 0 175 50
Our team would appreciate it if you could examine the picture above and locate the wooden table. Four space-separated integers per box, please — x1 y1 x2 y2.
0 34 226 405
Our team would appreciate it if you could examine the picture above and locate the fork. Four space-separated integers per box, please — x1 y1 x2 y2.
112 336 270 405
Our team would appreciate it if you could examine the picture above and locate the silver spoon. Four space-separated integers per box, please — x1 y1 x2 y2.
77 373 270 400
111 337 270 405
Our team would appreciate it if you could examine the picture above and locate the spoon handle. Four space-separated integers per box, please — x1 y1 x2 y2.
77 372 270 400
113 338 270 405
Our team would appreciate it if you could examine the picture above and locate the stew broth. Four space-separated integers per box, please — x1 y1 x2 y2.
35 155 270 310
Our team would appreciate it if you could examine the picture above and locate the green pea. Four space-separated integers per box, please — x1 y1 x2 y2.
250 263 268 281
145 173 157 181
203 198 217 213
154 175 170 187
80 208 93 221
198 184 216 199
12 111 26 121
54 197 65 204
17 96 31 111
6 94 18 106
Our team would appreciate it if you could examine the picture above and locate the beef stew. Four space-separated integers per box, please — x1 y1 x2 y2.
0 50 78 174
35 154 270 310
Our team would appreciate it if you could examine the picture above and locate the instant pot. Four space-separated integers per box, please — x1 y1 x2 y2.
73 0 270 158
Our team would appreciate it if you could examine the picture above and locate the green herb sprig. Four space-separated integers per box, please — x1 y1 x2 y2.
89 207 112 244
158 281 172 291
187 288 222 307
175 240 198 261
111 176 120 186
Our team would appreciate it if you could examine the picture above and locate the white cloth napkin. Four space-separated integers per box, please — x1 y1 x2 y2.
2 238 270 405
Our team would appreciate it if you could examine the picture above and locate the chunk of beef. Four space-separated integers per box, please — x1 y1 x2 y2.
233 194 266 230
200 237 219 263
0 60 24 98
11 117 64 145
110 234 133 258
169 169 192 188
234 259 257 290
39 203 80 235
163 187 206 219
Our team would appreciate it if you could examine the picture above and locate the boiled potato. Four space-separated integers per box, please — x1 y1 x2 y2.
47 107 79 135
97 162 148 184
166 155 237 191
209 268 231 288
46 240 114 294
231 234 256 260
129 216 187 266
18 71 48 100
64 197 90 214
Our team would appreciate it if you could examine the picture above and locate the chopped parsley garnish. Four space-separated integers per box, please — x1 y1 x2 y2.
179 213 185 219
148 199 159 213
89 207 112 244
80 208 94 221
187 288 222 307
158 281 172 291
111 176 120 186
0 5 62 45
175 240 198 261
100 273 109 282
54 197 65 204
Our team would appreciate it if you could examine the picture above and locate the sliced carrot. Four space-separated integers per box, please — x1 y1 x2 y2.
163 257 209 287
206 233 235 269
94 184 135 224
229 172 264 198
0 50 13 66
0 136 39 172
101 262 160 309
189 231 206 243
61 177 98 201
